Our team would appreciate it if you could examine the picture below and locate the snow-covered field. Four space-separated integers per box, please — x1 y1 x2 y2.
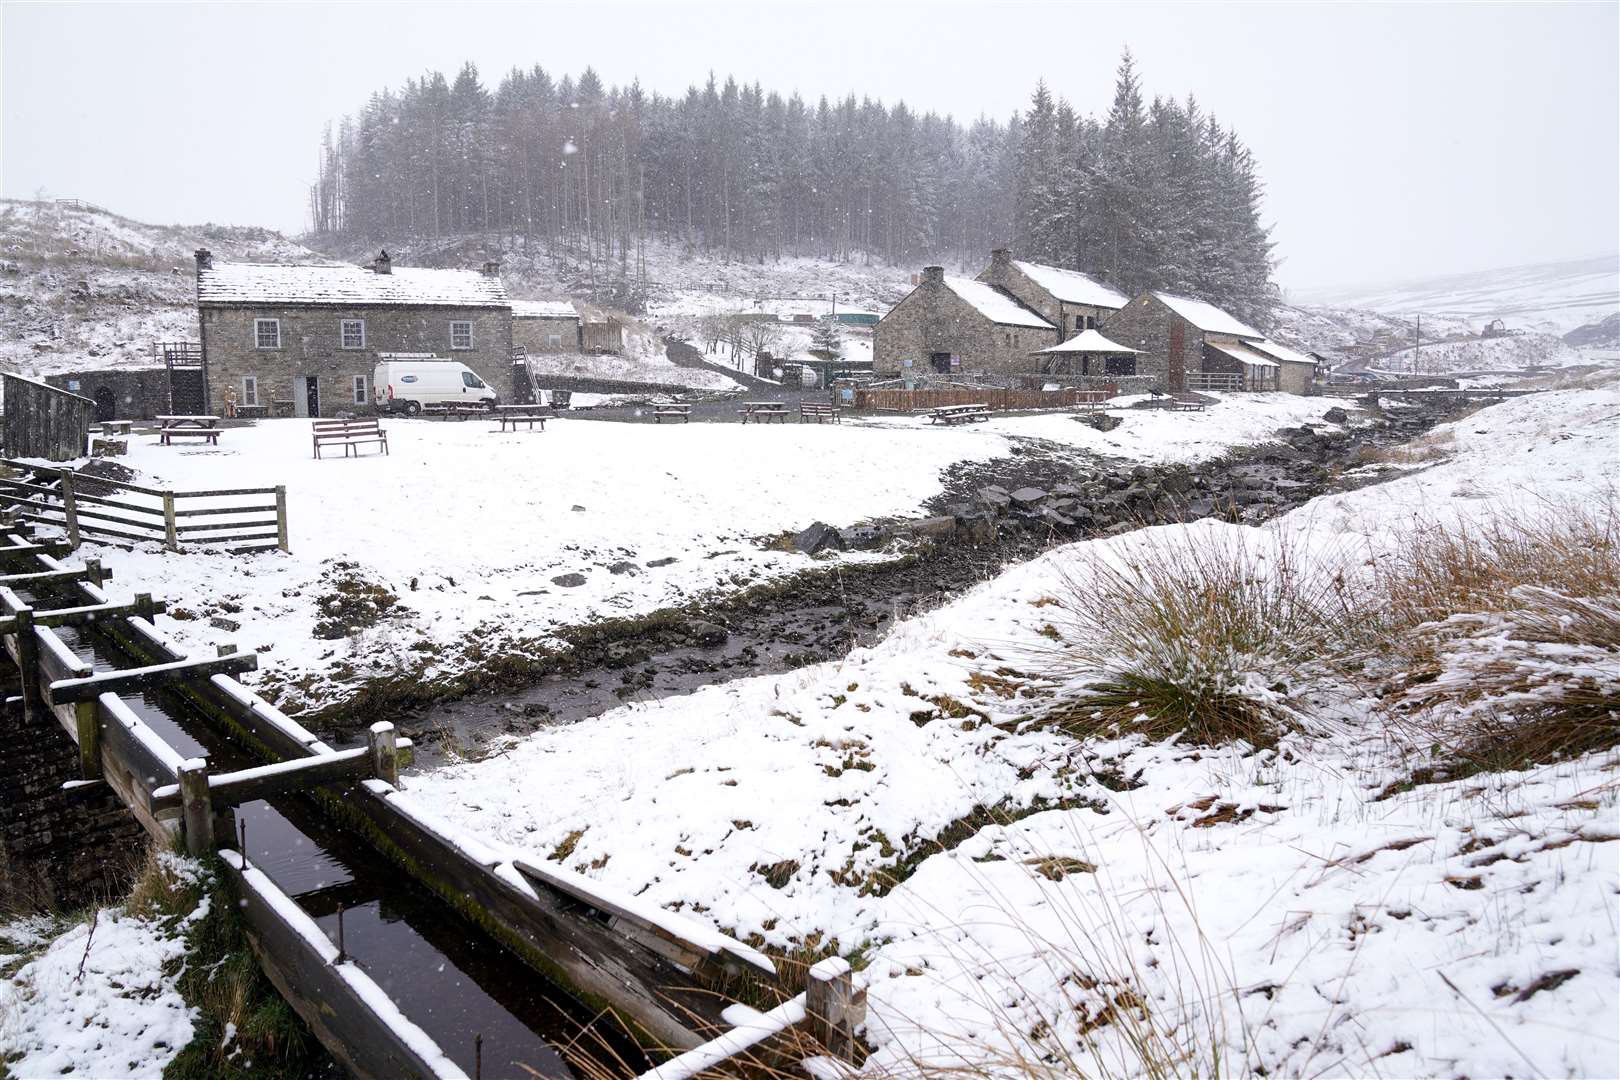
1370 331 1588 375
79 394 1343 708
402 382 1620 1077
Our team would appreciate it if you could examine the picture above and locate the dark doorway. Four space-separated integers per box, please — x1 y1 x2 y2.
92 386 116 422
168 368 205 414
304 376 321 418
929 352 952 374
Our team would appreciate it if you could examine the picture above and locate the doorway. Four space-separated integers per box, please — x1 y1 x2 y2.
294 375 320 418
92 386 116 422
929 352 952 374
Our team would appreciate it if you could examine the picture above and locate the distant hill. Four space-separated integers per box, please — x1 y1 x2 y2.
1293 255 1620 336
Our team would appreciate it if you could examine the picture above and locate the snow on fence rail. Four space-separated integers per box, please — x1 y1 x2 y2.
0 457 288 553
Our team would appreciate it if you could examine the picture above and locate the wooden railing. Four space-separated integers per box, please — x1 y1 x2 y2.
1184 371 1244 392
0 459 287 553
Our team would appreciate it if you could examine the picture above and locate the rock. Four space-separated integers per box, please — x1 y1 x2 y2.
209 616 240 632
686 620 729 647
1009 487 1049 507
1075 412 1122 432
839 524 892 550
646 556 678 568
1160 469 1194 495
570 505 587 512
1040 506 1075 527
977 486 1012 511
1323 406 1349 424
607 561 640 576
906 516 958 541
551 573 588 588
793 521 844 555
954 512 998 545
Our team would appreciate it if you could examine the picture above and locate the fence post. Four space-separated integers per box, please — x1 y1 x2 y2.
74 700 101 780
368 721 399 787
83 557 105 590
162 492 178 551
274 485 288 552
805 956 863 1063
13 606 37 722
135 592 156 622
179 759 214 857
59 472 81 550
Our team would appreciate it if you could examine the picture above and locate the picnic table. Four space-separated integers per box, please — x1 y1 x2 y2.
423 402 488 420
928 404 991 425
156 415 222 446
800 402 841 424
492 404 549 432
1169 394 1208 412
653 402 691 423
738 401 789 424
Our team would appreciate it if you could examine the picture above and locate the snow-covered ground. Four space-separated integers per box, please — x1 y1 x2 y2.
1370 331 1588 374
402 381 1620 1077
69 395 1344 709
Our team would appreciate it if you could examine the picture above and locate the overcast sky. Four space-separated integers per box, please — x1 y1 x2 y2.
2 1 1615 290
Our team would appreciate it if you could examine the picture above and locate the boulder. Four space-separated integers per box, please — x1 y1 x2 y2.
1074 412 1122 432
607 561 640 576
686 620 729 647
1322 406 1350 424
793 521 844 555
551 572 588 588
1009 487 1049 507
977 486 1012 512
954 511 998 546
646 556 678 568
906 516 958 541
1040 506 1075 528
839 524 893 550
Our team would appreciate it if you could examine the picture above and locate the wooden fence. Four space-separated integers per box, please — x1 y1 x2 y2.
854 385 1110 412
0 458 287 553
1185 371 1245 392
1 374 95 462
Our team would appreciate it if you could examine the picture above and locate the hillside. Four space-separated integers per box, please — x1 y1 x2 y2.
0 199 323 378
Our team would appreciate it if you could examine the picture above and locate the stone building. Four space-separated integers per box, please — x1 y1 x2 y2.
1100 291 1315 394
511 300 581 353
194 249 512 417
873 266 1056 376
45 367 169 421
977 249 1130 336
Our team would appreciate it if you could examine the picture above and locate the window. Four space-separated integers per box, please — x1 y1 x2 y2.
254 318 280 349
546 333 562 349
1074 314 1085 330
242 376 258 407
352 375 368 404
450 321 473 349
341 319 365 349
461 371 486 389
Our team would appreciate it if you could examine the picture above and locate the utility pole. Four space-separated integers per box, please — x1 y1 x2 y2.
1414 314 1422 374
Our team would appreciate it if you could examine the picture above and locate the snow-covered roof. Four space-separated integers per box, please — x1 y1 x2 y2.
511 299 579 319
1153 292 1262 338
197 262 509 308
1035 329 1140 354
1012 261 1130 309
1246 338 1319 367
942 277 1054 329
1208 340 1278 368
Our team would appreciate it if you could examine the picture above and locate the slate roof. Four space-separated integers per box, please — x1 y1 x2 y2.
511 300 579 319
1153 292 1262 339
197 262 510 308
942 277 1054 329
1012 261 1130 309
1246 338 1319 367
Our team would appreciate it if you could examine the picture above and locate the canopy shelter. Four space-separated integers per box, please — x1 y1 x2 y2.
1205 340 1280 390
1033 329 1141 377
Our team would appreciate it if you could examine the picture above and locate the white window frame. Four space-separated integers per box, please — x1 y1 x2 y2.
340 318 366 350
254 318 281 349
352 375 367 404
546 333 562 349
450 320 473 350
242 376 258 407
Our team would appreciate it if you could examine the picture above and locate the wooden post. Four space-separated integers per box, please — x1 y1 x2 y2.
73 700 101 779
135 592 156 621
217 643 237 657
162 492 178 551
59 472 81 550
13 606 37 721
274 485 288 552
368 721 398 788
179 758 214 857
83 557 105 590
806 956 863 1062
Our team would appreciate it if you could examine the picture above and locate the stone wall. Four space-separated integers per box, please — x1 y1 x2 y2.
1277 360 1316 395
874 268 1056 376
979 253 1119 337
45 367 169 420
201 303 513 417
513 315 582 354
1099 294 1201 392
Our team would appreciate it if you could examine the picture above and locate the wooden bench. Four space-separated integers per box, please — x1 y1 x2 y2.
1169 395 1208 412
928 404 991 425
312 418 389 459
98 420 134 437
235 404 269 420
492 405 548 432
157 415 222 445
653 403 691 424
800 402 841 424
738 401 789 424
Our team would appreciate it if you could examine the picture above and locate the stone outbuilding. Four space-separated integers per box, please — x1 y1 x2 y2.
977 249 1130 336
873 266 1057 376
1100 291 1315 394
511 300 581 354
194 249 512 417
45 367 169 421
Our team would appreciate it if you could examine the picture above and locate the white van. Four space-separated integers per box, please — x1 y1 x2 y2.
373 355 499 415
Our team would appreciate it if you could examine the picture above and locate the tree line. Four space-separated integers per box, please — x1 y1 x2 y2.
308 52 1275 323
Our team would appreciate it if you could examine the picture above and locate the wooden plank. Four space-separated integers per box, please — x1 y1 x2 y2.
0 566 114 587
46 651 258 705
173 504 279 518
32 598 169 629
217 851 467 1080
97 691 184 820
150 746 373 814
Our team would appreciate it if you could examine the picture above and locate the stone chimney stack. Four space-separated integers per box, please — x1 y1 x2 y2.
481 259 502 277
921 265 945 287
373 249 392 275
193 248 213 274
988 248 1012 283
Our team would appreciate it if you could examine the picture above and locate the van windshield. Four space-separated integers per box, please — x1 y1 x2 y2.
462 371 485 389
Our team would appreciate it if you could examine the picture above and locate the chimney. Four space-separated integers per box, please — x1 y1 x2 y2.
481 259 502 277
921 265 945 287
193 248 213 274
988 248 1012 283
372 249 392 275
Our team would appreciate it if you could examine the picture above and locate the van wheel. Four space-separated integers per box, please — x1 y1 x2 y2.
404 401 421 417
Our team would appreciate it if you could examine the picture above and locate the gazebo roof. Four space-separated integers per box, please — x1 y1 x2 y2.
1034 329 1140 355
